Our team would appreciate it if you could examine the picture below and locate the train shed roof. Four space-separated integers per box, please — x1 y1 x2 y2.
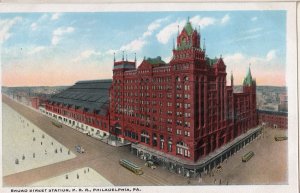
48 79 112 116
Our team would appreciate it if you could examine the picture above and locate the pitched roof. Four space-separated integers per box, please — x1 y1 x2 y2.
48 79 112 116
243 67 253 86
184 20 194 35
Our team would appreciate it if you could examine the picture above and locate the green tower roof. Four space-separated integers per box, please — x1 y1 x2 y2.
184 20 194 36
243 66 253 86
146 56 166 65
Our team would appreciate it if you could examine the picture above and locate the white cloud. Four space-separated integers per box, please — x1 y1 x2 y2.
156 20 185 44
221 14 230 24
233 34 261 42
0 17 22 44
156 15 221 44
266 50 276 61
245 27 263 34
52 27 74 45
106 17 168 55
190 15 216 28
142 17 168 38
105 49 118 55
28 46 46 55
51 13 61 20
223 50 283 85
73 49 101 62
31 23 38 31
224 53 245 63
53 27 74 36
120 38 146 52
251 17 258 21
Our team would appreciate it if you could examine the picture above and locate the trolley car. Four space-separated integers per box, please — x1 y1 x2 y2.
52 121 62 128
274 136 288 141
119 159 143 175
242 151 254 162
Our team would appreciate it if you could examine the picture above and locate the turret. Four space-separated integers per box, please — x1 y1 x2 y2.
113 52 136 72
243 65 256 93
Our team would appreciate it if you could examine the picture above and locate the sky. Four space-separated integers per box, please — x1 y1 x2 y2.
0 11 286 87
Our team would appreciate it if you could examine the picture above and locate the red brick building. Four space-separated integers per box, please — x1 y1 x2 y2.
110 19 258 162
44 19 259 174
258 110 287 129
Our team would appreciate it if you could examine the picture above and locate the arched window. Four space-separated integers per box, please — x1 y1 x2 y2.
176 76 181 82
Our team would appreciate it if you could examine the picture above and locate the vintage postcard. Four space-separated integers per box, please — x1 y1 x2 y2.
0 2 298 193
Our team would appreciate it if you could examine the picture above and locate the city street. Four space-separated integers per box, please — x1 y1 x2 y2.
2 96 186 186
3 95 288 186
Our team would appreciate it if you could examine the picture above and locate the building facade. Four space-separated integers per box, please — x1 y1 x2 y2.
258 110 287 129
44 19 258 168
109 19 258 162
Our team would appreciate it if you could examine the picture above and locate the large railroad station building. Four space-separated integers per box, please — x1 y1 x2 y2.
43 19 260 177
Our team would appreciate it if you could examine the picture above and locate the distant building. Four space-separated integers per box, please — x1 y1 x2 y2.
44 19 260 176
30 97 40 109
258 110 287 129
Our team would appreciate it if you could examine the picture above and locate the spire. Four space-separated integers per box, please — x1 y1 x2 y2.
177 25 179 36
113 52 115 62
243 64 253 86
126 53 128 61
231 71 234 86
173 37 175 50
122 51 124 61
184 17 193 35
134 53 137 68
203 38 206 51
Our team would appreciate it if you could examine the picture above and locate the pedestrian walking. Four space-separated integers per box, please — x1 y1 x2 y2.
214 179 216 184
22 154 25 160
33 153 35 158
77 174 79 179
